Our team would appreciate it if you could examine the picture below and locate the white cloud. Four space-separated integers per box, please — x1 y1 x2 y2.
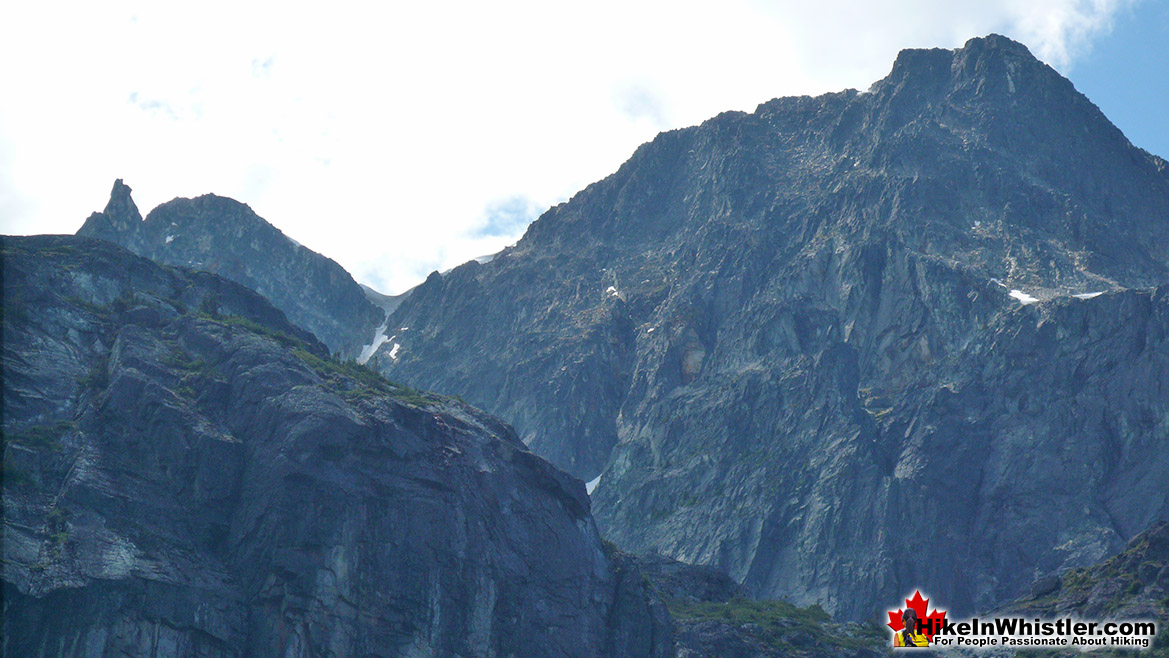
0 0 1137 293
1004 0 1137 69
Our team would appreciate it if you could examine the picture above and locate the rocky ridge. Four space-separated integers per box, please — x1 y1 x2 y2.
77 180 385 358
1004 521 1169 626
942 522 1169 657
368 34 1169 619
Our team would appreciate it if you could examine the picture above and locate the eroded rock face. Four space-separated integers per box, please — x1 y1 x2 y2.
1 235 671 658
368 35 1169 618
77 181 384 358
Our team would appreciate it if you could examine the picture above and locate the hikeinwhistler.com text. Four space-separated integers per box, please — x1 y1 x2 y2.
913 616 1157 649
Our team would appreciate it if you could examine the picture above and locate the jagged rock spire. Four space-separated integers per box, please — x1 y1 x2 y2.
77 178 143 244
103 178 143 227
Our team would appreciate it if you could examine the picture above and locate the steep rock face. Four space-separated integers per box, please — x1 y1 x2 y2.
372 35 1169 619
603 284 1169 621
1 235 671 658
77 181 384 357
631 552 747 604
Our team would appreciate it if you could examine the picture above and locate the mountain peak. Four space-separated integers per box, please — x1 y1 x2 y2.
77 184 385 357
104 178 142 224
950 32 1059 93
878 33 1052 99
960 33 1037 58
77 178 143 243
372 33 1169 619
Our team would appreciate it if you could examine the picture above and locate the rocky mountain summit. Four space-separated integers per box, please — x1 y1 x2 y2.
77 181 384 358
9 29 1167 653
1 235 673 657
369 34 1169 619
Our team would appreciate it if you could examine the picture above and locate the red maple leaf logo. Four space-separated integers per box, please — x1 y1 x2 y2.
887 590 947 641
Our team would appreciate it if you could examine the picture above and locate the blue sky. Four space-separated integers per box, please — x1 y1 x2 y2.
1067 0 1168 159
1 1 1164 294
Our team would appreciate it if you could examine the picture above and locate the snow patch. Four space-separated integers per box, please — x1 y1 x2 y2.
1009 290 1039 305
1073 291 1105 300
388 343 401 360
647 327 655 333
165 235 175 244
585 474 601 496
606 286 620 298
357 317 391 365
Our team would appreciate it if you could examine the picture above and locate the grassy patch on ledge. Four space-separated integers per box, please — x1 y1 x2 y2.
291 348 438 408
667 597 888 654
198 308 440 408
196 310 312 352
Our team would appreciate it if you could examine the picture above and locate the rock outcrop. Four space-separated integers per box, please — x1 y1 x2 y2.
1002 521 1169 623
368 34 1169 619
77 181 384 358
1 235 672 658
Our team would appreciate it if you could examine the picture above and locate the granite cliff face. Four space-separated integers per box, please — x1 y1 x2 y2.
370 35 1169 619
1 235 672 658
77 181 384 358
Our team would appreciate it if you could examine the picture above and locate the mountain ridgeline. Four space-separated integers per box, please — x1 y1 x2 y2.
369 34 1169 619
8 31 1164 652
78 181 385 358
